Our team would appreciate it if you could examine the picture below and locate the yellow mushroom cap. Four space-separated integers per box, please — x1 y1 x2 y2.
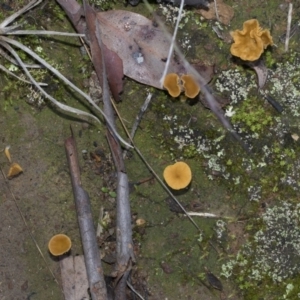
163 161 192 190
163 73 181 97
7 162 23 179
181 74 200 98
48 234 72 256
230 19 273 61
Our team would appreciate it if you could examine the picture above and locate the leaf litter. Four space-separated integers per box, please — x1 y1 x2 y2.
97 9 214 92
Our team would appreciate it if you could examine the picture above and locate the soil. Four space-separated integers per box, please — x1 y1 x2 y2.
0 0 300 300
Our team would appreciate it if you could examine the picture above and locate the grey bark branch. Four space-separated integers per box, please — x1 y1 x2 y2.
82 2 135 298
65 135 108 300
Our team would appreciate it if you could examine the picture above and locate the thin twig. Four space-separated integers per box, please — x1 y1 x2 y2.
0 36 132 148
186 212 234 220
123 93 152 158
5 30 85 36
0 63 46 85
159 0 185 87
0 47 41 68
127 280 145 300
214 0 220 22
285 3 293 52
110 97 201 232
0 0 42 29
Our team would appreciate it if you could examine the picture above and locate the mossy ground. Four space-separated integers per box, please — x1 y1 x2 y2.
0 0 300 299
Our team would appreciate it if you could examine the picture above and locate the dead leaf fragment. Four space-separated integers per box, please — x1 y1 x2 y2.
248 59 268 89
4 146 11 163
136 218 146 226
7 162 23 179
196 0 234 25
97 10 188 89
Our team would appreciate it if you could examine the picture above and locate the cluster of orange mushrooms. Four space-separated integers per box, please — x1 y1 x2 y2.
163 73 200 99
162 19 273 98
161 20 273 190
47 20 274 256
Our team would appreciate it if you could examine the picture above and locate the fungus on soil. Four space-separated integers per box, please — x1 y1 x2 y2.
48 234 72 256
163 161 192 190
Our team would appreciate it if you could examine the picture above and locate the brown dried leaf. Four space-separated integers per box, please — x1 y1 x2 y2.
103 44 124 101
85 3 124 102
97 10 213 89
249 59 268 89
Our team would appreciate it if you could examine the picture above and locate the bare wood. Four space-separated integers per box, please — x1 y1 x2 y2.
60 255 90 300
65 135 108 300
60 256 75 300
285 3 293 52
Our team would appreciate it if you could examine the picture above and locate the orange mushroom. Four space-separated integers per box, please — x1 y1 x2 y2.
7 162 23 179
230 19 273 61
181 74 200 98
48 234 72 256
163 73 181 97
163 161 192 190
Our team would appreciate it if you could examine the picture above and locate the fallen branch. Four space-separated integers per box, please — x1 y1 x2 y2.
65 134 108 300
83 2 135 298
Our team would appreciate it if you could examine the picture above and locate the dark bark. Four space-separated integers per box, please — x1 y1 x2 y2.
65 135 108 300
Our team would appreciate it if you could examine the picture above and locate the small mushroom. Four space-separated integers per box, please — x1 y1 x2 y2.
163 73 181 97
163 161 192 190
7 162 23 179
181 74 200 98
48 234 72 256
230 19 273 61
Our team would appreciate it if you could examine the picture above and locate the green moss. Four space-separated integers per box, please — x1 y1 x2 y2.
231 97 273 133
90 0 116 10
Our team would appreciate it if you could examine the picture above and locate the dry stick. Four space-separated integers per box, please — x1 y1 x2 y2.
285 3 293 52
65 135 108 300
159 0 185 87
127 280 145 300
213 0 220 22
83 2 134 298
56 5 135 296
123 92 152 159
